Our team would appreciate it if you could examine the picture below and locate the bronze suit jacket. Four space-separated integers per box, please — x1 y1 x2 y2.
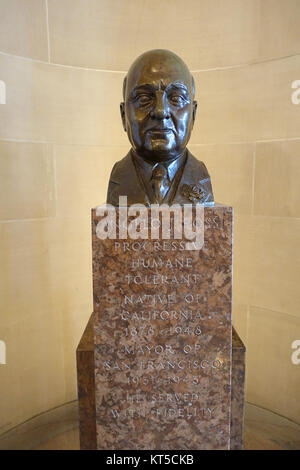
106 149 214 206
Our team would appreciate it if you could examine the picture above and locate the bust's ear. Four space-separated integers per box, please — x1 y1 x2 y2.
192 100 197 124
120 102 126 132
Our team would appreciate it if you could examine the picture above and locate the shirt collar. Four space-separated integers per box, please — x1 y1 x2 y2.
132 150 186 182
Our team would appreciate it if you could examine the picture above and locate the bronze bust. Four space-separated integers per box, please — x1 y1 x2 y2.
106 49 214 206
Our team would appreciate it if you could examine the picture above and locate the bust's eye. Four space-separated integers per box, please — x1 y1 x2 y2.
168 94 186 105
136 94 153 105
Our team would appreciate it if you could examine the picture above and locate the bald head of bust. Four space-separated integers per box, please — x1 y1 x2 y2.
120 49 197 164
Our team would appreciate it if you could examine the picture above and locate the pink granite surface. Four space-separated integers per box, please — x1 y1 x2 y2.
231 328 246 450
92 205 233 450
76 316 245 450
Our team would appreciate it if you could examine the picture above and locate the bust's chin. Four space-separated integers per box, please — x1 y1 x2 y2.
134 140 185 164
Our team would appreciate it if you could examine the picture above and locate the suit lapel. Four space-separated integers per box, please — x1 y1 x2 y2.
163 153 187 205
109 152 150 206
171 150 212 204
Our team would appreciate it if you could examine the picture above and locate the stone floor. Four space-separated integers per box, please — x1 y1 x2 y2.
0 401 299 450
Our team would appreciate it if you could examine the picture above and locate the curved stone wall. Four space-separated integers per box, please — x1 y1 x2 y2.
0 0 299 434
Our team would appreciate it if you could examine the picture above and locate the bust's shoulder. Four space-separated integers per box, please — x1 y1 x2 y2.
174 149 214 204
107 150 146 205
185 150 210 179
110 151 133 181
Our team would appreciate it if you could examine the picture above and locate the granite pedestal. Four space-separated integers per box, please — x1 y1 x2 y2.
77 204 245 449
77 315 245 450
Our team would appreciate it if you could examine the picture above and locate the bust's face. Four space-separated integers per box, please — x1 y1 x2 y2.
121 50 197 163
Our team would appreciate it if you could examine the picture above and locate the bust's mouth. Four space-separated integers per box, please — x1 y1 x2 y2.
147 128 174 135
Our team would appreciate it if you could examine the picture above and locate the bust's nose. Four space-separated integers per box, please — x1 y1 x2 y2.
150 92 170 120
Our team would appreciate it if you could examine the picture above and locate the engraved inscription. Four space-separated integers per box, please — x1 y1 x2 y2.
93 206 233 450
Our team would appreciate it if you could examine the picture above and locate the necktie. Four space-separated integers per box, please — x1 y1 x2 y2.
151 164 169 204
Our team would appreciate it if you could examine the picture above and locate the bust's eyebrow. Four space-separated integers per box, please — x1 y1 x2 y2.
128 82 190 99
129 84 156 96
166 82 189 94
